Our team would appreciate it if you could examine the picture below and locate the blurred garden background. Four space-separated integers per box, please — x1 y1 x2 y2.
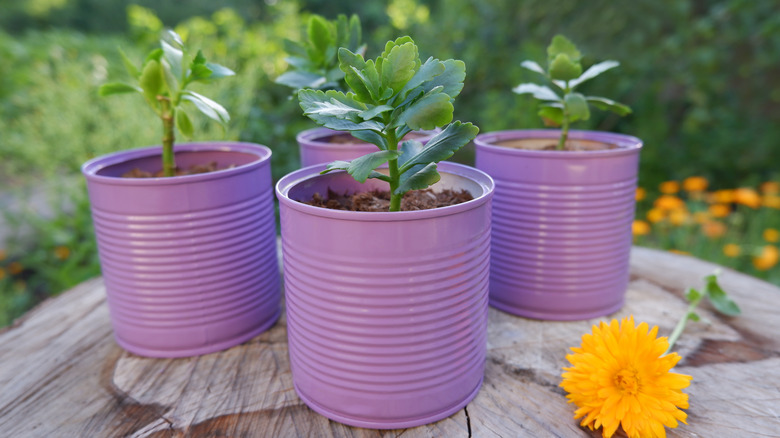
1 0 778 326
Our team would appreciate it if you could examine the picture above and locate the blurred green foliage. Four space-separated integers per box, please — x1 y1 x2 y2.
1 0 779 325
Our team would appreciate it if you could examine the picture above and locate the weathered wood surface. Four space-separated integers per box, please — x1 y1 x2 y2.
1 247 779 437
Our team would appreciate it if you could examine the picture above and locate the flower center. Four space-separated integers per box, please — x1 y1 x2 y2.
614 368 639 395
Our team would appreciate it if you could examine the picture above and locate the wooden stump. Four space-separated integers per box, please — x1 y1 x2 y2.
0 247 778 437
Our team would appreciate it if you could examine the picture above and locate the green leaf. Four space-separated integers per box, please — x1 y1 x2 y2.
425 59 465 99
687 311 701 322
549 53 582 82
703 274 741 316
520 60 545 75
118 48 139 78
399 121 478 173
190 63 213 81
160 58 179 95
348 63 381 101
192 49 207 65
338 48 372 102
565 92 590 122
275 71 327 90
685 287 703 303
381 42 418 95
145 48 163 63
348 14 362 51
348 150 402 182
283 39 308 59
161 39 183 80
181 91 230 126
537 105 563 126
395 57 445 102
396 162 440 195
139 59 164 105
398 139 424 167
360 104 394 121
395 92 453 130
175 109 194 139
569 60 619 88
321 160 350 174
381 36 415 59
351 130 388 150
586 96 632 116
98 82 141 96
298 89 384 132
547 35 581 63
308 15 334 59
164 29 184 48
204 62 235 80
512 83 561 101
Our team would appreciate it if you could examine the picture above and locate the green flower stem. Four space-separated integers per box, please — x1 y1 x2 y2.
386 130 401 212
159 96 175 177
558 115 570 150
665 294 702 355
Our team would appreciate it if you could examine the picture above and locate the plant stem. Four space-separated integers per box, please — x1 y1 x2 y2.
665 293 702 354
557 87 570 151
386 130 401 212
159 96 175 177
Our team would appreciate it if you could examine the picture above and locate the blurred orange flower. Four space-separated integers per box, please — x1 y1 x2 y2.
723 243 741 257
760 181 780 194
669 249 691 256
711 190 734 204
669 209 690 226
0 267 6 281
764 229 779 243
734 188 761 209
8 262 23 276
0 249 6 261
660 181 680 194
708 204 730 218
763 195 780 209
682 176 708 192
753 245 779 271
54 246 70 260
654 195 686 211
701 221 726 239
646 208 665 223
632 220 651 236
692 211 710 224
635 187 646 201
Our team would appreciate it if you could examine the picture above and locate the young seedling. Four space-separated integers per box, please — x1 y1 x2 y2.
298 36 479 212
665 271 741 354
514 34 631 150
99 30 235 177
275 14 365 92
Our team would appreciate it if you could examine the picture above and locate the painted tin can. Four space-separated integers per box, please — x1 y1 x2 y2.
276 161 494 428
475 130 642 320
82 142 280 357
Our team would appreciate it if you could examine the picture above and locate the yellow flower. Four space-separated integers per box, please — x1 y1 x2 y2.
635 187 646 201
764 229 780 243
632 220 650 236
734 188 761 209
763 195 780 209
669 249 691 256
682 176 708 192
561 316 692 438
710 189 734 204
760 181 780 194
647 208 665 223
701 221 726 239
8 262 23 276
659 181 680 194
654 195 685 211
753 245 779 271
723 243 741 257
692 211 710 224
54 246 71 260
708 203 730 218
669 209 689 226
0 267 6 281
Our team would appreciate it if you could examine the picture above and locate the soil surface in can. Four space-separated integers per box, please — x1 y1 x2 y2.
302 188 473 211
496 138 617 151
122 161 233 178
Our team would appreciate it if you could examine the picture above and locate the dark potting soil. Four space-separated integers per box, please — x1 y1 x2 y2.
121 161 234 178
326 132 427 144
303 188 473 212
496 139 618 151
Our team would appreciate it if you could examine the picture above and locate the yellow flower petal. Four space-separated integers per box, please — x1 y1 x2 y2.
682 176 708 192
659 181 680 194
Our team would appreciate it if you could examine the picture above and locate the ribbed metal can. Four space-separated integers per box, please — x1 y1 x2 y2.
82 142 280 357
297 127 438 167
276 162 494 428
475 130 642 320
